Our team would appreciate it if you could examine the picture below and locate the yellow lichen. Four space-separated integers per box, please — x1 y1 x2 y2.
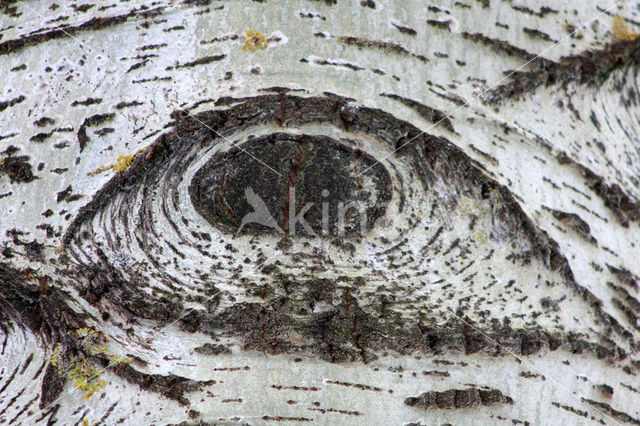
50 343 62 370
476 229 489 245
88 152 139 176
460 192 500 246
113 154 135 172
242 29 268 51
460 196 486 219
613 15 639 42
49 328 130 401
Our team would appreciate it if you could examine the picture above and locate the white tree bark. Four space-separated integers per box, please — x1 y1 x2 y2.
1 0 640 425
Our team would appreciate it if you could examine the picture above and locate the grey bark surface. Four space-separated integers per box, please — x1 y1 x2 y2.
1 0 640 425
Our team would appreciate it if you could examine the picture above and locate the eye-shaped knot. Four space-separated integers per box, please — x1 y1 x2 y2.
61 93 606 368
189 133 392 238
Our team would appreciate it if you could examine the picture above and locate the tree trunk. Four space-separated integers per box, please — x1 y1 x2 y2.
1 1 639 424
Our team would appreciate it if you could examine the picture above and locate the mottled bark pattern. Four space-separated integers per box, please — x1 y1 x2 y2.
1 0 639 425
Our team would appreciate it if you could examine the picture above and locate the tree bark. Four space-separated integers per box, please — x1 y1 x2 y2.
1 1 640 425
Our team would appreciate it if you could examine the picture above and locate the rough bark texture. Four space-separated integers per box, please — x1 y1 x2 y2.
1 1 640 425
